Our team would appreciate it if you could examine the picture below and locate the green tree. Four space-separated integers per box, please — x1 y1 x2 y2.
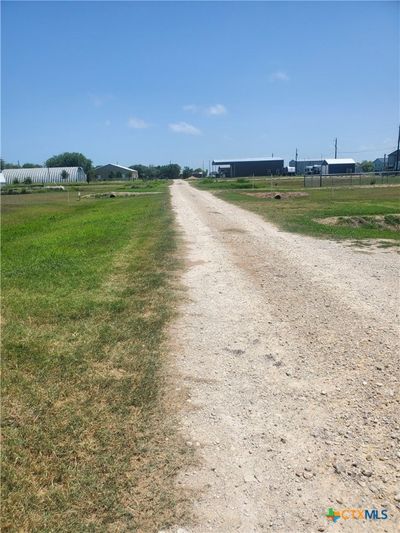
23 177 33 184
22 163 42 168
182 166 194 179
60 170 69 180
45 152 93 174
360 160 374 172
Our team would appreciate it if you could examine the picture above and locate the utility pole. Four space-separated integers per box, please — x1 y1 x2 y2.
334 138 338 159
295 148 298 175
396 125 400 171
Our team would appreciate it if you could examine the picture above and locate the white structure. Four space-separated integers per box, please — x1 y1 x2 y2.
2 167 87 184
0 172 5 187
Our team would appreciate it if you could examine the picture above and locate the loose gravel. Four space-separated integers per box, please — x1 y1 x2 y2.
169 180 399 532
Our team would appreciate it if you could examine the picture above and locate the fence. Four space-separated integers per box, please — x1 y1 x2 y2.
304 171 400 188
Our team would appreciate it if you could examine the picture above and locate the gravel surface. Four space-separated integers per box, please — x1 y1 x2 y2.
169 180 399 532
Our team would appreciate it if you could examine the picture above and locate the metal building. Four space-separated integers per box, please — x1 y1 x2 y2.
212 157 284 177
289 159 324 174
387 150 400 171
321 158 355 175
3 166 86 184
93 164 138 180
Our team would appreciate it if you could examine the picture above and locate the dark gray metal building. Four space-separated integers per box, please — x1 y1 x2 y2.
212 157 284 177
387 150 400 171
289 159 324 174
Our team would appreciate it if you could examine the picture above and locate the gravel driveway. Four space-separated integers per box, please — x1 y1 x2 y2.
169 180 399 532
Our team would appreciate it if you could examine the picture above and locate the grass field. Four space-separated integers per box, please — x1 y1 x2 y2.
198 183 400 242
1 184 190 531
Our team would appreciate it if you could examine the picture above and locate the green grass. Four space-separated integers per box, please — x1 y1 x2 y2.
193 176 304 191
1 184 190 531
212 186 400 241
2 179 168 196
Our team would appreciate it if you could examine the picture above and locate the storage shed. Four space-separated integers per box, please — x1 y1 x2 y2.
212 157 284 177
2 167 86 184
321 158 356 175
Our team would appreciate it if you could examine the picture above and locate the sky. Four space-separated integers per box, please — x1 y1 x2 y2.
2 1 399 169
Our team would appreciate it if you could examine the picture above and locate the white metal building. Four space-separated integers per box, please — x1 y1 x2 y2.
2 167 87 184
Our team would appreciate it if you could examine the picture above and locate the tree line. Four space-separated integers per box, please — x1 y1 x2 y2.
1 153 207 181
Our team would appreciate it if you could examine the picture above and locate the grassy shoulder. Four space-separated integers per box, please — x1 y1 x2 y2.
1 185 190 531
211 186 400 242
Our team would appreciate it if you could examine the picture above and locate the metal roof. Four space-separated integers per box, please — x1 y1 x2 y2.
323 158 355 165
2 167 86 183
95 163 135 172
213 157 284 164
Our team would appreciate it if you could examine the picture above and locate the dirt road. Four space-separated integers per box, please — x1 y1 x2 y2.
169 180 399 532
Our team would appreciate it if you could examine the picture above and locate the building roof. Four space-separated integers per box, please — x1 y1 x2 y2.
213 157 284 164
374 158 385 163
0 172 5 184
95 163 135 172
2 167 85 181
323 158 355 165
388 149 400 157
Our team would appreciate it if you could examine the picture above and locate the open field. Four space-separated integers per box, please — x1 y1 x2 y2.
199 184 400 242
2 178 168 196
1 184 190 531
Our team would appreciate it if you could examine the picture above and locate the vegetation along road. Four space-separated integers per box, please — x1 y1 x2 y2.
170 180 399 532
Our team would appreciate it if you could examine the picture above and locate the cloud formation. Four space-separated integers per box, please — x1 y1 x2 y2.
128 117 150 129
183 103 228 116
269 71 290 82
169 122 201 135
206 104 227 116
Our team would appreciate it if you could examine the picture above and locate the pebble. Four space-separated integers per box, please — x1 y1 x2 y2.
362 469 373 477
394 493 400 502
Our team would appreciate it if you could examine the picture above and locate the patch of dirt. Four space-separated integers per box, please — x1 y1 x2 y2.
244 191 309 199
317 214 400 231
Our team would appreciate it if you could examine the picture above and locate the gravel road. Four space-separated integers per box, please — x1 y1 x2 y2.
169 180 399 532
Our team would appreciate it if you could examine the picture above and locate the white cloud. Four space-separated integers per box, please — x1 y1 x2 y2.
206 104 227 116
128 117 150 129
183 103 228 116
183 104 198 113
169 121 201 135
269 71 290 82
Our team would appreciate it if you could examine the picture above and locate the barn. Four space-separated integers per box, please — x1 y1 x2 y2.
212 157 284 177
93 164 138 180
2 167 86 184
321 158 356 175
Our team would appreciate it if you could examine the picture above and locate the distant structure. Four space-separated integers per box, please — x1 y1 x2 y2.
289 159 324 174
93 164 138 180
2 166 86 184
0 172 5 187
373 158 386 172
289 158 355 175
212 157 284 177
387 149 400 171
321 158 355 175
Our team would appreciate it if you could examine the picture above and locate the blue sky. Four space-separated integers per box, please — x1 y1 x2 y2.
2 1 399 168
